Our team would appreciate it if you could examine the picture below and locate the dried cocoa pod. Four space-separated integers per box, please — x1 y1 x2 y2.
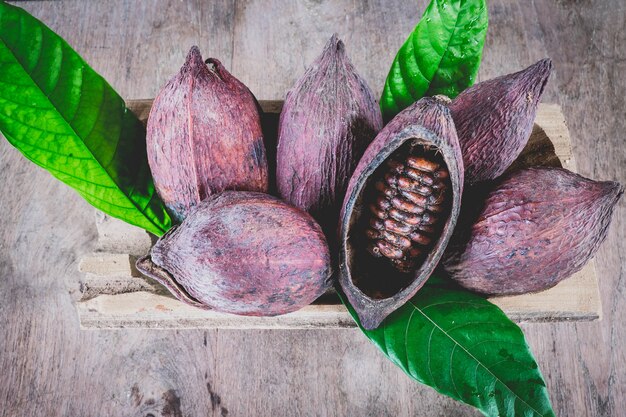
339 97 464 330
442 167 623 295
136 191 332 316
147 46 268 222
449 59 553 185
277 35 383 234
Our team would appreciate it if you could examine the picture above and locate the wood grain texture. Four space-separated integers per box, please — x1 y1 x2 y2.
1 1 624 416
76 101 601 329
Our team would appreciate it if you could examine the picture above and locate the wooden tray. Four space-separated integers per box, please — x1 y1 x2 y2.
75 100 601 329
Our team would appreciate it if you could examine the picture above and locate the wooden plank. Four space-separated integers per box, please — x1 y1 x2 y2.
77 263 601 329
125 98 283 120
78 292 354 329
94 211 153 256
492 261 600 321
76 265 600 329
79 273 167 301
534 103 576 170
79 253 139 276
77 102 602 328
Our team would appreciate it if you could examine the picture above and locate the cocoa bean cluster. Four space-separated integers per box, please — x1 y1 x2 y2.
365 153 449 273
136 36 622 330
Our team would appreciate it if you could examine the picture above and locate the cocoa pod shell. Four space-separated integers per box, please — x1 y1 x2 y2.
339 97 464 330
136 191 332 316
442 167 623 295
449 59 553 185
277 35 383 234
147 46 268 222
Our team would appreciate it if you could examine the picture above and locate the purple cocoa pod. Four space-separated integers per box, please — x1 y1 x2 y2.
449 59 553 185
147 46 268 222
339 97 464 330
136 191 332 316
276 35 383 234
443 167 623 295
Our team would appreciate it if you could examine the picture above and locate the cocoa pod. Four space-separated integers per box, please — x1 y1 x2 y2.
136 191 332 316
339 97 464 330
276 35 383 234
442 167 623 295
146 46 268 222
449 59 553 185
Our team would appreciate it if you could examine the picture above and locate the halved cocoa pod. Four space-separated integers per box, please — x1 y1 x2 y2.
339 97 464 330
147 46 268 222
136 192 332 316
449 59 553 185
442 167 623 295
277 35 383 235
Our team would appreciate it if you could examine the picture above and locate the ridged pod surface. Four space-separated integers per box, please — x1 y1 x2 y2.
339 97 464 330
136 192 332 316
449 59 553 185
147 46 268 222
443 167 623 295
277 35 383 233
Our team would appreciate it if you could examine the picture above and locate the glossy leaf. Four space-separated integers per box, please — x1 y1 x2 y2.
341 282 555 417
0 2 171 235
380 0 488 121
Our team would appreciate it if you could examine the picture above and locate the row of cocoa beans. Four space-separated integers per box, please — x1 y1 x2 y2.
136 36 622 330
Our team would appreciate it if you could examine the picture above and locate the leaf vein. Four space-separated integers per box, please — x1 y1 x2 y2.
408 299 546 415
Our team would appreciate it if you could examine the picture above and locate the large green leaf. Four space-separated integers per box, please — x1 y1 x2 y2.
381 0 488 121
0 2 171 236
341 282 555 417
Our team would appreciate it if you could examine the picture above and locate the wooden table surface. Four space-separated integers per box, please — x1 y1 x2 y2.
1 1 624 416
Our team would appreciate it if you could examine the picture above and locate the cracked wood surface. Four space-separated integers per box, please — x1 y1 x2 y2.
1 1 624 416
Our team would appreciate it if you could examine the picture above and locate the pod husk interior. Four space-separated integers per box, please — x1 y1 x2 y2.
339 98 463 330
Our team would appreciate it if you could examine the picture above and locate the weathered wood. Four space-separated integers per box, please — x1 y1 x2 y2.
78 292 354 329
76 261 600 329
76 102 602 328
2 1 624 416
77 261 601 327
79 253 139 277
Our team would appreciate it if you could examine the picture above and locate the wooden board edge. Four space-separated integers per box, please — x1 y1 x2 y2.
489 261 602 321
77 292 355 329
536 103 576 170
126 98 283 120
76 258 602 329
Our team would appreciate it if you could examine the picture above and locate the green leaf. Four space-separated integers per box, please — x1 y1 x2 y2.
0 2 171 236
381 0 488 121
340 284 555 417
